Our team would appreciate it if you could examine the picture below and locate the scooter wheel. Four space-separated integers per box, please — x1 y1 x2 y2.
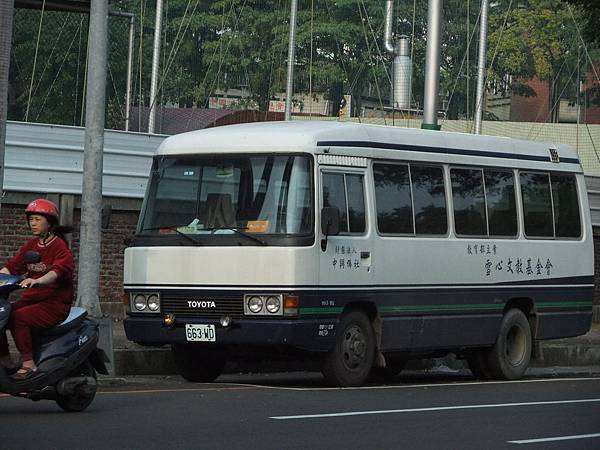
55 360 97 412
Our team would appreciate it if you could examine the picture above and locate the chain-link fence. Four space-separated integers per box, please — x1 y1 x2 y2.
9 6 130 129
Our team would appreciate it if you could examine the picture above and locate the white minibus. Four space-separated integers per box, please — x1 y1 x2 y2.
124 121 593 386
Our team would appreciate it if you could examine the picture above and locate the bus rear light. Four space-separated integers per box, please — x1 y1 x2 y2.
283 295 299 316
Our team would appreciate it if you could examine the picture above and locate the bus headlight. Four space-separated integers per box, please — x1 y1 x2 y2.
130 292 161 313
147 294 160 312
248 296 263 313
266 296 281 313
133 294 147 311
244 294 284 316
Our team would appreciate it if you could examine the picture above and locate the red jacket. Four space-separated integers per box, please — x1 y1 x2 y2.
5 237 75 306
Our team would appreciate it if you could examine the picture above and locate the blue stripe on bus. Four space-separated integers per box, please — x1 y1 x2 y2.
316 140 581 165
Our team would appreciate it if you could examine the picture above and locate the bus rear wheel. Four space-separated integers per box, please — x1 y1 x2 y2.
172 344 226 382
486 308 532 380
321 310 375 387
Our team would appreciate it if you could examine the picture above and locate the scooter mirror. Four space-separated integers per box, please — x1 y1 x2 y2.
23 251 41 264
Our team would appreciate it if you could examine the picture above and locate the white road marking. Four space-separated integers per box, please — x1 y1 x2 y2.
508 432 600 444
270 398 600 420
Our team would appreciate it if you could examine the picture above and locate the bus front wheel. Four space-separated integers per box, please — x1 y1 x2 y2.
172 344 226 383
321 310 375 387
486 308 532 380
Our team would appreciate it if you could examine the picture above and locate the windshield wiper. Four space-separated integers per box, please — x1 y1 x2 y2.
202 226 268 246
140 225 203 246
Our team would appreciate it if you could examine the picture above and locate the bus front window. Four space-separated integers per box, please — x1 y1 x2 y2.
138 155 313 236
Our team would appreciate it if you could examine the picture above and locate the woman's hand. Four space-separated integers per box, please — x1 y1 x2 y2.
20 278 40 288
19 271 58 288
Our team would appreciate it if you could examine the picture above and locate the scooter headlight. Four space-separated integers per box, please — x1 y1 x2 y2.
147 294 160 312
133 294 147 311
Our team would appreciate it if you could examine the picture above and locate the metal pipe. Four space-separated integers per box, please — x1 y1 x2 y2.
392 36 412 109
421 0 442 130
77 0 109 318
284 0 298 121
383 0 396 54
474 0 489 135
124 16 134 131
148 0 163 133
0 0 14 218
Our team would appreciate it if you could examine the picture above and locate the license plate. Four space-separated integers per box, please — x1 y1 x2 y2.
185 324 216 342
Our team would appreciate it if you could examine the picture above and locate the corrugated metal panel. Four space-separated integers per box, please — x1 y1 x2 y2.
4 121 166 198
5 122 600 228
585 176 600 228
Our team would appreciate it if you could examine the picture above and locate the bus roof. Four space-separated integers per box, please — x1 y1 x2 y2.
155 120 580 167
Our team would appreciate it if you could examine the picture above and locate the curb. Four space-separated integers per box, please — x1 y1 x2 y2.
110 339 600 377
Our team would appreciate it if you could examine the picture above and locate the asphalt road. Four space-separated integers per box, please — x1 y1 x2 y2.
1 372 599 450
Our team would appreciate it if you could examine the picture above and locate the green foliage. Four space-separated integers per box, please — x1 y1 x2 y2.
7 0 598 127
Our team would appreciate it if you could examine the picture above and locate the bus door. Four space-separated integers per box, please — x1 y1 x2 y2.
318 167 374 291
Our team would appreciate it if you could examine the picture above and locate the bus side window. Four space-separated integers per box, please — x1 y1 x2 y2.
411 165 447 235
322 172 366 234
373 163 413 234
520 172 554 238
551 174 581 238
451 168 487 236
484 169 518 237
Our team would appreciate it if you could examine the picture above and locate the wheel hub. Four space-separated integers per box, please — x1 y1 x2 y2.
342 325 366 369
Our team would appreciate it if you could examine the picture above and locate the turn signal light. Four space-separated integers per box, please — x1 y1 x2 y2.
283 294 299 316
122 293 130 306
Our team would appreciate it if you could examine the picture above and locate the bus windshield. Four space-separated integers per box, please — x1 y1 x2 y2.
138 154 313 236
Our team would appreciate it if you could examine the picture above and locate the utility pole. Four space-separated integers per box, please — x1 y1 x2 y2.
421 0 442 131
77 0 108 318
284 0 298 121
148 0 163 133
0 0 15 217
474 0 489 135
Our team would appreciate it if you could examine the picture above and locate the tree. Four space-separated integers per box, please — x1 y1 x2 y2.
488 0 585 122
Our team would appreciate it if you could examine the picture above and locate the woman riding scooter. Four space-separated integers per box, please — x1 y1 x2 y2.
0 199 74 380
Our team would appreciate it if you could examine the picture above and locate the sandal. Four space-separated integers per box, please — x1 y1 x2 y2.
11 366 38 381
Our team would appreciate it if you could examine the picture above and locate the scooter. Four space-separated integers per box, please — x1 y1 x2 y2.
0 251 109 412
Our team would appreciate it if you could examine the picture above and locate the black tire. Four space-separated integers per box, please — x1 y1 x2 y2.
486 308 532 380
172 344 226 383
55 360 97 412
321 310 375 387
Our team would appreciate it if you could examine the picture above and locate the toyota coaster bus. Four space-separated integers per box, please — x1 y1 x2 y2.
123 121 594 386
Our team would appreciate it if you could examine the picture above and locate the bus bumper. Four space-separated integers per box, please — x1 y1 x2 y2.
123 316 337 352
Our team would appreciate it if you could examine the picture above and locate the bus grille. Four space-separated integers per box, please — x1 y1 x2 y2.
161 292 245 319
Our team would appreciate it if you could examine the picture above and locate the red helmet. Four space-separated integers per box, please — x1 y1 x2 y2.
25 199 59 222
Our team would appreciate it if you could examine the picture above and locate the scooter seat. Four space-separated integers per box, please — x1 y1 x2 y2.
38 307 88 336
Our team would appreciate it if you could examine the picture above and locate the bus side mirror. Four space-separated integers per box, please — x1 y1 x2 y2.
320 207 340 251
